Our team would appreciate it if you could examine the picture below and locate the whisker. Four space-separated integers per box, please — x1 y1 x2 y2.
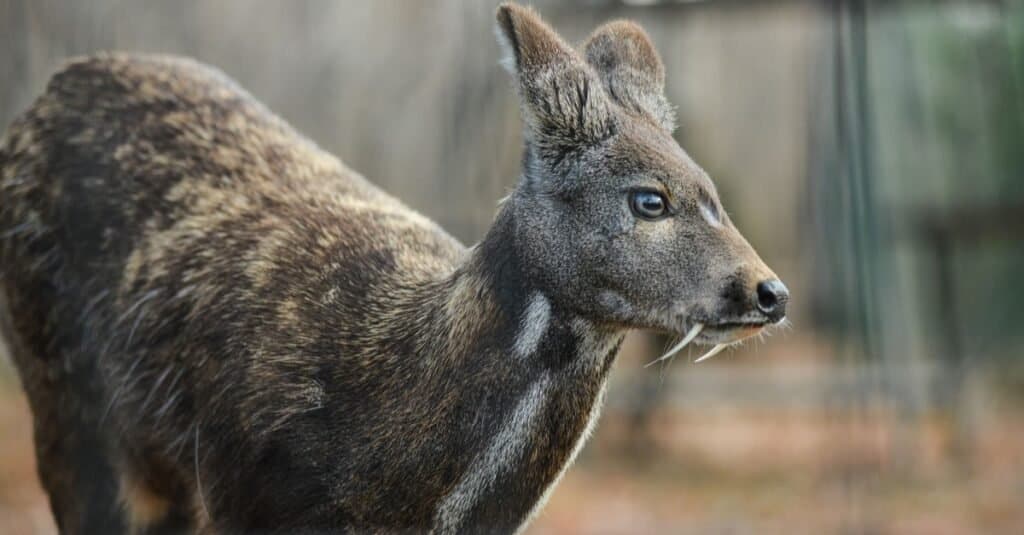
645 323 703 368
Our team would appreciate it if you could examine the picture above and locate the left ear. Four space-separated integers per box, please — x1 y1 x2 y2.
583 20 676 132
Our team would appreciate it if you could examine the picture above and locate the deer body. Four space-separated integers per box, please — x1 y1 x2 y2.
0 4 787 533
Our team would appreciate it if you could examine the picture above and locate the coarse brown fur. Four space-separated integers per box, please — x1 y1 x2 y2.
0 4 787 534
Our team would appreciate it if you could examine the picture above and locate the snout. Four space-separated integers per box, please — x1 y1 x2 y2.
755 278 789 323
673 229 789 345
702 274 789 339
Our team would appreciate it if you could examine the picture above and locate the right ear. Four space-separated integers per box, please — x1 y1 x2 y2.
583 20 676 132
495 3 614 162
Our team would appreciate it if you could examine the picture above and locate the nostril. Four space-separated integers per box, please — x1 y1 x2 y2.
756 279 789 318
757 284 777 311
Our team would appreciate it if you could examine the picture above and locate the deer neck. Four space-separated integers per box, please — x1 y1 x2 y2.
418 204 626 532
424 204 623 372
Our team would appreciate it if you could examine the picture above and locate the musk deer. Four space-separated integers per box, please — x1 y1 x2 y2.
0 3 788 533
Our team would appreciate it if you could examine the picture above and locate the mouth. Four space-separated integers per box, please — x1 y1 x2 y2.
644 317 782 367
705 320 770 330
698 320 769 342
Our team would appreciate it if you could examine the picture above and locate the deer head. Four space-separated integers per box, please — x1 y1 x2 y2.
496 4 788 356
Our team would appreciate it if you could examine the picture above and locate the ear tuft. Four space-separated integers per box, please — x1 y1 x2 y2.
584 20 675 132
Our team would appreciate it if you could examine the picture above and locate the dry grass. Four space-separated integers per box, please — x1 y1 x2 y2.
532 406 1024 534
1 381 1022 534
0 387 54 535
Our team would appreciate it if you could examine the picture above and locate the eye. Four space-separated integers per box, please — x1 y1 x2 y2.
629 190 669 220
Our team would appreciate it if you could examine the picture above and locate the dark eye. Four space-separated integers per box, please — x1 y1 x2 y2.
629 190 669 220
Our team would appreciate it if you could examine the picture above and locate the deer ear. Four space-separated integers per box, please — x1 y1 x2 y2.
495 3 614 160
583 21 675 132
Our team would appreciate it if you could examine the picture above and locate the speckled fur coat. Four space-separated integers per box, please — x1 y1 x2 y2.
0 3 784 534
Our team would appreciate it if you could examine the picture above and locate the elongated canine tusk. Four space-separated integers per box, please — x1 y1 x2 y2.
694 344 728 363
645 323 703 368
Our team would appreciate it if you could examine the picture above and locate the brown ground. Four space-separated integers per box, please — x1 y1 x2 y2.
1 379 1022 534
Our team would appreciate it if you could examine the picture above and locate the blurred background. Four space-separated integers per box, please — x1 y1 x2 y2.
1 0 1022 533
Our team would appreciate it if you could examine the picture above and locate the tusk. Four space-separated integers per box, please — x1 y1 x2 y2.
694 344 728 363
644 323 703 368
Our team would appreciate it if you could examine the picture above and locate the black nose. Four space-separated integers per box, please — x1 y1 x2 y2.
756 279 789 321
